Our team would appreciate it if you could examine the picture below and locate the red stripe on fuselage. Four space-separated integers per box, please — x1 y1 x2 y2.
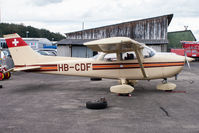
14 64 58 72
14 61 185 72
92 62 184 70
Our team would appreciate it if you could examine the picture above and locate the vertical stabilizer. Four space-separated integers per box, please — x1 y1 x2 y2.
4 33 43 66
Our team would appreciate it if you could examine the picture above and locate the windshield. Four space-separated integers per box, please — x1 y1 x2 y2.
142 46 156 58
92 54 100 59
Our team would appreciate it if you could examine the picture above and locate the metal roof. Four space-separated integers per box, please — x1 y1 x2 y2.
167 30 197 49
168 30 196 41
65 14 173 35
64 14 173 45
57 39 96 45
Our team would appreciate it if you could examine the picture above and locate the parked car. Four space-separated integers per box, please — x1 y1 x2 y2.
1 50 11 59
36 49 57 56
0 49 14 70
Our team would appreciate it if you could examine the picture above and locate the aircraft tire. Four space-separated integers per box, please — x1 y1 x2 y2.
0 72 4 80
90 77 102 81
86 98 107 109
4 72 11 80
165 90 173 92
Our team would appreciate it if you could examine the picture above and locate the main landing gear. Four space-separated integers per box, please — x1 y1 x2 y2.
156 78 176 92
110 79 135 96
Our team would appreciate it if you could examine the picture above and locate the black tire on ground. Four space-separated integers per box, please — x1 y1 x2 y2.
0 85 3 88
86 101 107 109
165 90 173 92
118 93 131 96
90 77 102 81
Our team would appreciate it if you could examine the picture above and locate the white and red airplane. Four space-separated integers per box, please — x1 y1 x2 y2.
4 33 194 95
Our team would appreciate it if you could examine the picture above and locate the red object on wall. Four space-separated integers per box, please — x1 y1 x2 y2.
181 41 199 58
171 41 199 58
171 49 184 56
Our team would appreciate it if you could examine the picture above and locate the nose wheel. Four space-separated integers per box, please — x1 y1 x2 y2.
162 78 167 84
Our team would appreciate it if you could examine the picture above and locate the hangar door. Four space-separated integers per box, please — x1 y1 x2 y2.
57 45 71 57
72 46 93 58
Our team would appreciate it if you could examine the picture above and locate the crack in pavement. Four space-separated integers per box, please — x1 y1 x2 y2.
160 106 170 117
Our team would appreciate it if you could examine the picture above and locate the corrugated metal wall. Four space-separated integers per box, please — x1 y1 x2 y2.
72 46 93 58
57 45 71 57
65 15 171 42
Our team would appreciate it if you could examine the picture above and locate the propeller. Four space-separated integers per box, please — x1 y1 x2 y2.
184 52 190 69
184 50 194 69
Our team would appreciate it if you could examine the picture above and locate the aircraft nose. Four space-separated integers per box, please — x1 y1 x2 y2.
186 57 195 62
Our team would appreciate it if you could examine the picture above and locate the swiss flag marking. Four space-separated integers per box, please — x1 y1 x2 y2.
12 39 19 46
6 37 28 48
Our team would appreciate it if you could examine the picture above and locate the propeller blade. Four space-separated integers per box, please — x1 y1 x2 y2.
184 51 192 70
186 58 191 69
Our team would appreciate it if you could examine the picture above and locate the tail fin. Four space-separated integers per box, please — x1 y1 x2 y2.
4 33 43 66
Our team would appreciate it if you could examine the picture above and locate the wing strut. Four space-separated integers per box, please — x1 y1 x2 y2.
133 45 148 79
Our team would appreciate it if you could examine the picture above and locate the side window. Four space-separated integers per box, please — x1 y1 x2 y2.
104 53 117 62
123 52 136 60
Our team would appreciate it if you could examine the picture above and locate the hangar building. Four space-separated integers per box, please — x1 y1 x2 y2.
167 30 196 51
57 14 173 57
56 39 95 57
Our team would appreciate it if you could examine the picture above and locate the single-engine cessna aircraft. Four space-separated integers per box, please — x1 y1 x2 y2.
4 33 194 95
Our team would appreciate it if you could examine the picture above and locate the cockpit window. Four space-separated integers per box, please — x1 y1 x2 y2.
104 53 117 61
123 52 136 60
93 46 156 61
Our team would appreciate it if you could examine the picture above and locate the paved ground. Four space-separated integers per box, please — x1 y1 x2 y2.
0 62 198 133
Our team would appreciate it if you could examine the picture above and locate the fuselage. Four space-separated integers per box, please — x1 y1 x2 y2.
15 52 186 80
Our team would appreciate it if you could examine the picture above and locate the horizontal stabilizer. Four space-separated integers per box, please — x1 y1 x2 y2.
3 68 14 73
14 66 41 71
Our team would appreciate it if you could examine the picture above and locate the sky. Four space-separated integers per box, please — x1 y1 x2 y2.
1 0 199 40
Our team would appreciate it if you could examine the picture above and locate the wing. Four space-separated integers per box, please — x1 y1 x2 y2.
84 37 145 53
2 66 41 74
84 37 148 78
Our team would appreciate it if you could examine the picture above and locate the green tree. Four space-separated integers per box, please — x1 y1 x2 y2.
0 23 65 41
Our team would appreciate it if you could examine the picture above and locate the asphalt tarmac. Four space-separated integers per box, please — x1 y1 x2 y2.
0 62 198 133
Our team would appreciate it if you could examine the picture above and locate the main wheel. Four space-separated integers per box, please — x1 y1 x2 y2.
165 90 173 92
90 77 102 81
